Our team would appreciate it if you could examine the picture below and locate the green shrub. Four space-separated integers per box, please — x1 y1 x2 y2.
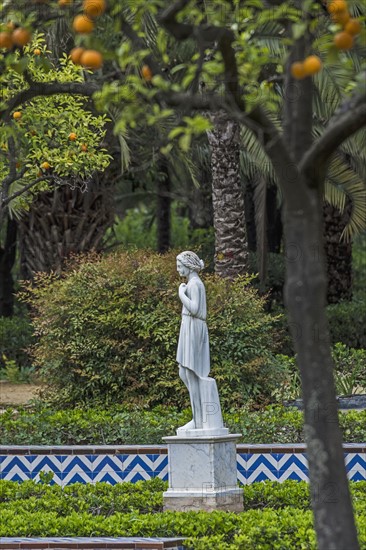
0 315 34 370
271 344 366 400
352 234 366 294
1 404 365 445
327 294 366 349
0 480 365 548
19 250 283 407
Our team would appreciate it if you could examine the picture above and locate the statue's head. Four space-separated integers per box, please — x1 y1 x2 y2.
176 251 204 276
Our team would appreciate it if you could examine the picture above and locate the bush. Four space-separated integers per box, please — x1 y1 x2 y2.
0 315 34 370
327 294 366 349
271 344 366 400
1 404 365 445
0 479 365 548
19 250 283 407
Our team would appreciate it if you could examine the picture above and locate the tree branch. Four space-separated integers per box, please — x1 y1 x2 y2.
1 175 54 208
0 81 100 123
300 90 366 178
158 0 245 110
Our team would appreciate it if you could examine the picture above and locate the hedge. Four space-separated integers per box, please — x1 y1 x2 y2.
0 480 365 549
1 405 365 445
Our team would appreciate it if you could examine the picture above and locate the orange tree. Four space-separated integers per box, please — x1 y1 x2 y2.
0 34 111 222
0 33 111 315
1 1 365 548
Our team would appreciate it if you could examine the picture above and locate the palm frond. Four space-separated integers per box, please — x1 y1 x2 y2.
325 155 366 241
239 126 277 182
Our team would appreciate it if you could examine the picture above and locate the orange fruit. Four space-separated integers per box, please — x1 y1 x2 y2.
81 144 88 151
334 31 353 49
69 47 85 64
72 14 94 34
345 19 361 36
290 62 307 80
41 162 51 170
13 111 22 120
33 48 41 55
0 32 13 49
80 49 103 69
69 132 77 141
331 10 350 26
11 27 32 47
141 64 153 81
327 1 348 14
82 0 106 18
303 55 322 75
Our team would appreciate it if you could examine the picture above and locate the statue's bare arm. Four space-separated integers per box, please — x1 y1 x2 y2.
179 282 200 316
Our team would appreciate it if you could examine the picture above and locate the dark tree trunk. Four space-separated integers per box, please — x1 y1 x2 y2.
243 178 257 252
0 216 17 317
280 32 359 550
283 188 358 550
323 200 352 304
207 114 248 277
189 160 213 230
266 184 282 253
156 161 171 253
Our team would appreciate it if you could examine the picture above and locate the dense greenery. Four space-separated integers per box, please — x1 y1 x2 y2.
19 249 283 407
0 315 34 370
1 405 365 445
0 479 365 548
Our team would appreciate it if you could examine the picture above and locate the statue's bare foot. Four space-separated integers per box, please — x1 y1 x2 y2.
177 419 195 431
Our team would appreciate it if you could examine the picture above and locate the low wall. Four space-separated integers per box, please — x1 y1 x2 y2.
0 444 365 486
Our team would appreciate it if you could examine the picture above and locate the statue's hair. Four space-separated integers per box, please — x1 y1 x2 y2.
177 251 204 272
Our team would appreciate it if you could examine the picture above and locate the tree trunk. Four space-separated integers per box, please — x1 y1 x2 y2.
266 184 282 253
243 177 257 252
156 161 171 253
323 200 352 304
280 31 359 549
189 156 213 230
0 216 17 317
283 187 359 550
207 114 248 277
19 174 114 279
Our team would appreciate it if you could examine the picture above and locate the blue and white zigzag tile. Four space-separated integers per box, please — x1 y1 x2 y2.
345 453 366 481
0 448 365 486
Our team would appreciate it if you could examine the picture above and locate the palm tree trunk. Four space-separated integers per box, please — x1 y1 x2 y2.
207 114 248 277
19 175 114 278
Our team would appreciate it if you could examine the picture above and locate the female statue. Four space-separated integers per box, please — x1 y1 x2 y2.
176 251 225 433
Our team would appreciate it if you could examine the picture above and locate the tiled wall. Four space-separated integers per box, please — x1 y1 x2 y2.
0 444 365 486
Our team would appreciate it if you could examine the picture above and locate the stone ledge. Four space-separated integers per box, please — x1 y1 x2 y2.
163 489 243 512
0 538 185 549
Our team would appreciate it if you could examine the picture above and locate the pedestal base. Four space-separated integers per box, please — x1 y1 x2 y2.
163 433 243 512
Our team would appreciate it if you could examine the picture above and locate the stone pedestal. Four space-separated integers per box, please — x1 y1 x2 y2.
163 433 243 512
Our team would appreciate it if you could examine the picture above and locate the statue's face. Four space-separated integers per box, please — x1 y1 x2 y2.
177 260 190 277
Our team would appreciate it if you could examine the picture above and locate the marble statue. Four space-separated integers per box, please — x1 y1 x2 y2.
176 251 226 435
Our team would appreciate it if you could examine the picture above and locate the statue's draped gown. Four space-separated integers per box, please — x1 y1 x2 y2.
176 277 210 378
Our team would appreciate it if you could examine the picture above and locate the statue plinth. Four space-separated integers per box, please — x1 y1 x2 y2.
163 432 243 512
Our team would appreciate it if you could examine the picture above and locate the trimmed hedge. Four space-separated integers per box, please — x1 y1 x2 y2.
0 480 365 549
1 405 365 445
